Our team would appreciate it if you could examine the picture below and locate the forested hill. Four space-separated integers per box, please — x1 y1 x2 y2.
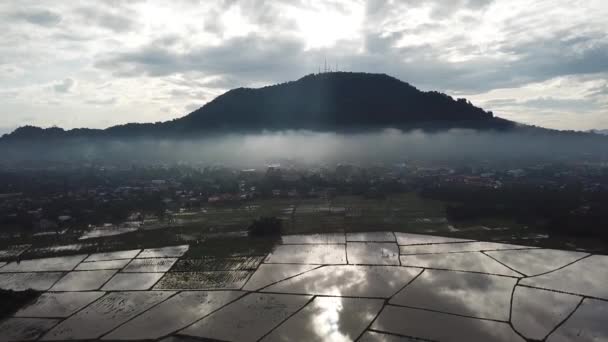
4 72 519 142
172 72 513 132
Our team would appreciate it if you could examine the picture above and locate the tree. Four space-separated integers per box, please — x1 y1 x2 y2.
247 217 282 237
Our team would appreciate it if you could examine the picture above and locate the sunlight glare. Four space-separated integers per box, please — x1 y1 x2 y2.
289 4 363 49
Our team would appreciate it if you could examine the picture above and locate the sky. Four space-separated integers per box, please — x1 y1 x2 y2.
1 0 607 134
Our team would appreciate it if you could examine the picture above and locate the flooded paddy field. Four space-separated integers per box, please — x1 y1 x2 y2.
0 192 606 339
1 193 606 266
0 231 606 341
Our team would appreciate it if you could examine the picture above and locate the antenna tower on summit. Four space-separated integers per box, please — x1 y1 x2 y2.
318 58 341 74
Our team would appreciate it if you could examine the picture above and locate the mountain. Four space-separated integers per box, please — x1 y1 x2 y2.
1 72 515 142
589 129 608 135
173 72 513 132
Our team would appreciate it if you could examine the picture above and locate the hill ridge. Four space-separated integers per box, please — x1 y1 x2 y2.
3 72 515 142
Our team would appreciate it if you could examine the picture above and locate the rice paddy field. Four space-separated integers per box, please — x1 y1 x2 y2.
1 193 606 262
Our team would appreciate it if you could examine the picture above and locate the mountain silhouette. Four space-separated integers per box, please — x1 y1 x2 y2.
2 72 517 142
172 72 513 132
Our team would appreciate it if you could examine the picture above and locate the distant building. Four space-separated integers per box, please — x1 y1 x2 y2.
507 169 526 177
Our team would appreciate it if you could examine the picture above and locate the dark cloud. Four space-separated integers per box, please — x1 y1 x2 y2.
429 0 494 19
89 0 608 96
380 30 608 92
365 0 494 22
51 32 94 42
9 8 62 26
74 6 135 32
97 31 453 90
153 35 181 47
500 32 608 80
96 35 308 83
364 31 402 54
93 27 608 95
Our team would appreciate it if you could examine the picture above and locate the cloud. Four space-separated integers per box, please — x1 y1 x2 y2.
483 99 517 107
185 103 203 112
1 0 608 130
520 97 600 112
365 0 494 22
74 6 135 32
53 78 76 93
93 20 608 95
428 0 494 19
484 97 599 112
9 8 62 26
587 83 608 97
95 35 308 82
85 97 117 105
499 32 608 82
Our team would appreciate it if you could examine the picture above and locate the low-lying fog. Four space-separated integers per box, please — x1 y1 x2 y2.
2 129 607 167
